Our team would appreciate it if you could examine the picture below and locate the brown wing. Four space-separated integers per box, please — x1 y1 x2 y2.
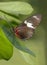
13 14 42 39
24 14 42 27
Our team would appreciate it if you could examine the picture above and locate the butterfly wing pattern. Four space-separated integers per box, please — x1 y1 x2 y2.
13 14 42 39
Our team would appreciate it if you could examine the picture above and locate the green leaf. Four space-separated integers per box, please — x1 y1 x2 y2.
0 1 33 15
0 11 21 25
19 51 35 65
0 19 35 57
0 28 13 60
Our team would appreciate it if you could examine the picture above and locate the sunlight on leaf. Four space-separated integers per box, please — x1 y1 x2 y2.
0 1 33 15
0 28 13 60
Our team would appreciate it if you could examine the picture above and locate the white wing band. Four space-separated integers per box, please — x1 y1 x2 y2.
24 20 35 29
33 16 40 20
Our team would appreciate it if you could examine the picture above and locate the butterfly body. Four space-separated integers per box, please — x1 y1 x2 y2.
13 14 42 39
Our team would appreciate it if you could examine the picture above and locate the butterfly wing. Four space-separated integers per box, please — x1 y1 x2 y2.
13 14 42 39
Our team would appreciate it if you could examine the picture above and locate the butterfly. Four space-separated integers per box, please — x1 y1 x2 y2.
13 14 42 40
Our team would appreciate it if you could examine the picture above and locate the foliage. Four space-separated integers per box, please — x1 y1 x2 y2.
0 1 35 60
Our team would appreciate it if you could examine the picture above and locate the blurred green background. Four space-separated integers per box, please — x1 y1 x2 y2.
0 0 47 65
